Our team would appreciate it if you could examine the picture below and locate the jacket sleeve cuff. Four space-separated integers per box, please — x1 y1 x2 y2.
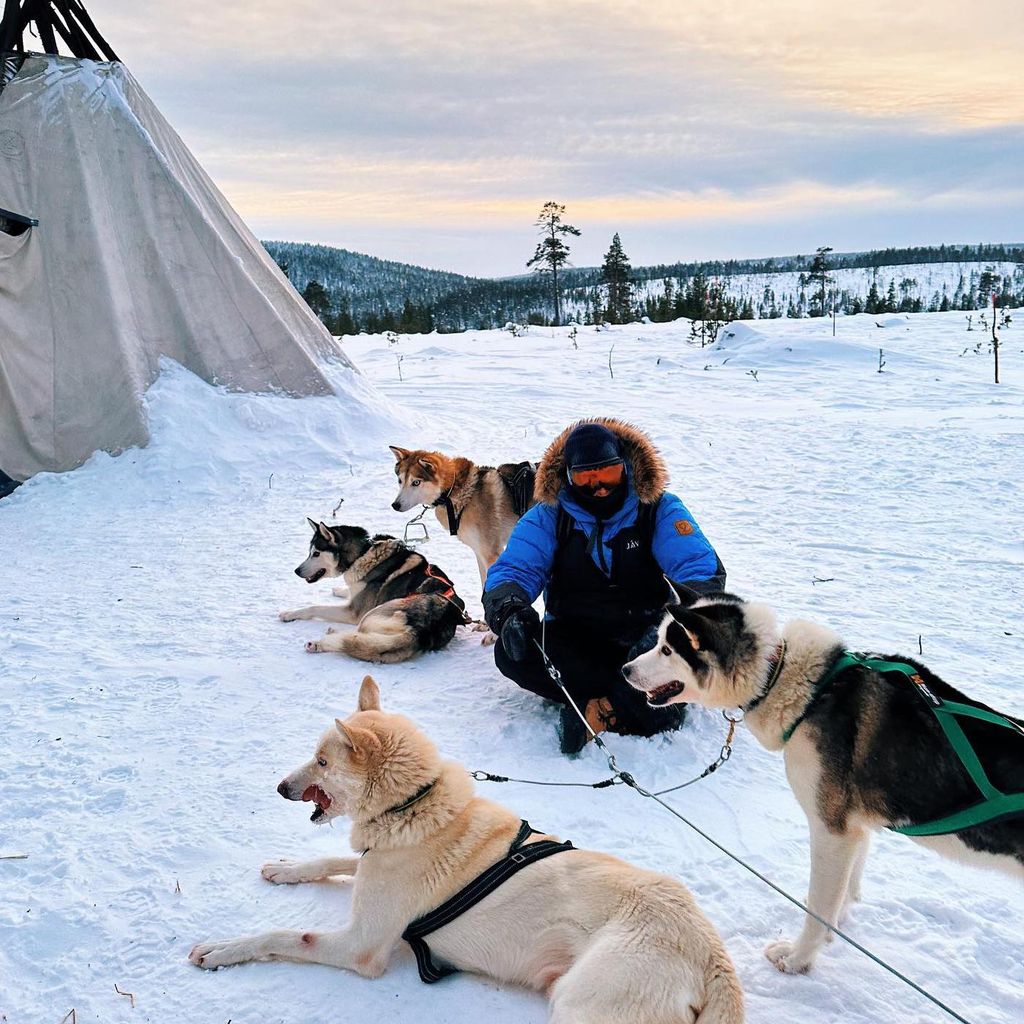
670 555 727 599
482 581 532 633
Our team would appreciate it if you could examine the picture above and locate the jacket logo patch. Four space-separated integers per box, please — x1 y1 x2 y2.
625 539 640 551
674 520 694 536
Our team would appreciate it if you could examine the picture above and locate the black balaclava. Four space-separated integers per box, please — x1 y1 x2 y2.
563 423 628 519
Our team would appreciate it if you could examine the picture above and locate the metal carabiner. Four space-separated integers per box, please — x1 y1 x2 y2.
403 506 430 545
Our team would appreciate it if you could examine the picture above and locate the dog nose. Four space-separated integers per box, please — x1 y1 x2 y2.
293 567 302 577
391 500 401 511
621 663 633 679
277 779 291 798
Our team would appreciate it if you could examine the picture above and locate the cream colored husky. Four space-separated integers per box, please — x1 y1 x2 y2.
190 676 744 1024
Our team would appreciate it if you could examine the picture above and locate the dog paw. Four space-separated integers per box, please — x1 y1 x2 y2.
469 620 490 633
331 587 348 598
189 939 250 969
279 610 298 622
261 860 305 884
764 939 814 974
325 626 338 634
305 640 323 653
479 630 497 647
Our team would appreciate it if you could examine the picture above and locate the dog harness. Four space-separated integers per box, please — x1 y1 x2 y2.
498 461 538 518
784 652 1024 836
432 489 464 536
401 819 574 983
432 462 538 537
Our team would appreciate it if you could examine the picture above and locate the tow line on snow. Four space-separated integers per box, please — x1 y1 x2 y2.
471 638 978 1024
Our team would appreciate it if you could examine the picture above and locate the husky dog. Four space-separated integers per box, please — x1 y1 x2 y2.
622 594 1024 974
389 446 536 588
190 676 744 1024
279 520 466 663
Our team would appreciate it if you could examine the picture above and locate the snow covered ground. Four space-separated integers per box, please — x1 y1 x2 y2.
2 311 1022 1024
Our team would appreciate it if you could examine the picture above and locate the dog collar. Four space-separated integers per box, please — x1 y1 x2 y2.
382 777 438 816
742 640 787 714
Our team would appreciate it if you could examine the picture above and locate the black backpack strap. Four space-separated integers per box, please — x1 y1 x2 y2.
555 504 574 545
401 820 573 983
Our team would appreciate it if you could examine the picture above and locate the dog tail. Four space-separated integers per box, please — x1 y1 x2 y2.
340 628 416 664
694 948 744 1024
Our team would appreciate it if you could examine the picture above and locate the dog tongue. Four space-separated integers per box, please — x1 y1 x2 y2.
301 785 331 809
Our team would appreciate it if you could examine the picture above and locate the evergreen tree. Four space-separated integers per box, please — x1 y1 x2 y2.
333 293 357 336
526 201 580 326
301 279 332 322
600 233 634 323
809 245 833 317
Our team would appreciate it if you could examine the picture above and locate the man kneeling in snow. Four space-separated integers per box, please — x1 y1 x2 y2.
483 419 726 755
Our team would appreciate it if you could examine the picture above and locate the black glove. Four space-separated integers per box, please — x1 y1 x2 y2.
500 605 541 662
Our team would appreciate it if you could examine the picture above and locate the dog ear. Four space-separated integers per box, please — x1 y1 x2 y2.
307 516 319 532
357 675 381 712
334 719 381 757
666 605 703 651
316 521 334 543
417 458 435 476
389 445 409 461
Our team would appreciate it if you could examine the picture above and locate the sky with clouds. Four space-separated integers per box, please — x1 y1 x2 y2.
94 0 1023 276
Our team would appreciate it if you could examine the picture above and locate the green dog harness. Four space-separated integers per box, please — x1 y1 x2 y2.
783 652 1024 836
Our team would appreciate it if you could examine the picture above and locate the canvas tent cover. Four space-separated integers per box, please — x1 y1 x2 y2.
0 54 350 481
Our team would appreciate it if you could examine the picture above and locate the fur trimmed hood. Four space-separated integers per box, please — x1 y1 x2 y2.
534 418 668 505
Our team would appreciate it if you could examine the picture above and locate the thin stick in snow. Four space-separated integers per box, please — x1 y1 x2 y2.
0 853 28 859
608 344 615 379
60 1012 76 1024
114 985 135 1009
918 635 923 655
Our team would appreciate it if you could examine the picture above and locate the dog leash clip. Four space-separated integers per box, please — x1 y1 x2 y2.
403 507 430 545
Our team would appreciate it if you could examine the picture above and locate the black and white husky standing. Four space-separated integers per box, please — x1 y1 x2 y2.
279 520 466 663
622 593 1024 974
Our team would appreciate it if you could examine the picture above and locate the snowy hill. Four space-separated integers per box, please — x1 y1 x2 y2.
262 239 1024 332
2 311 1022 1024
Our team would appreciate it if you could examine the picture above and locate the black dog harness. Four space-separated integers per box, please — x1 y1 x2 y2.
401 819 574 983
432 461 537 537
432 489 464 536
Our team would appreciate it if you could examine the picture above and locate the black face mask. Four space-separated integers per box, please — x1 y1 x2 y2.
569 477 628 519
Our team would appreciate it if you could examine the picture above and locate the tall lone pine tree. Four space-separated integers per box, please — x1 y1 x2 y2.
601 233 634 323
526 201 580 326
809 245 833 318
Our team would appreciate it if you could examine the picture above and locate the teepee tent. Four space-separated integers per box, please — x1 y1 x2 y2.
0 1 357 482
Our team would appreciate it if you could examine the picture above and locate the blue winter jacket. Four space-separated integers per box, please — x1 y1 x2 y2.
485 473 724 607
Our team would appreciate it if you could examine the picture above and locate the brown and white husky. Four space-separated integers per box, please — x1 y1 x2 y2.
389 446 536 589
